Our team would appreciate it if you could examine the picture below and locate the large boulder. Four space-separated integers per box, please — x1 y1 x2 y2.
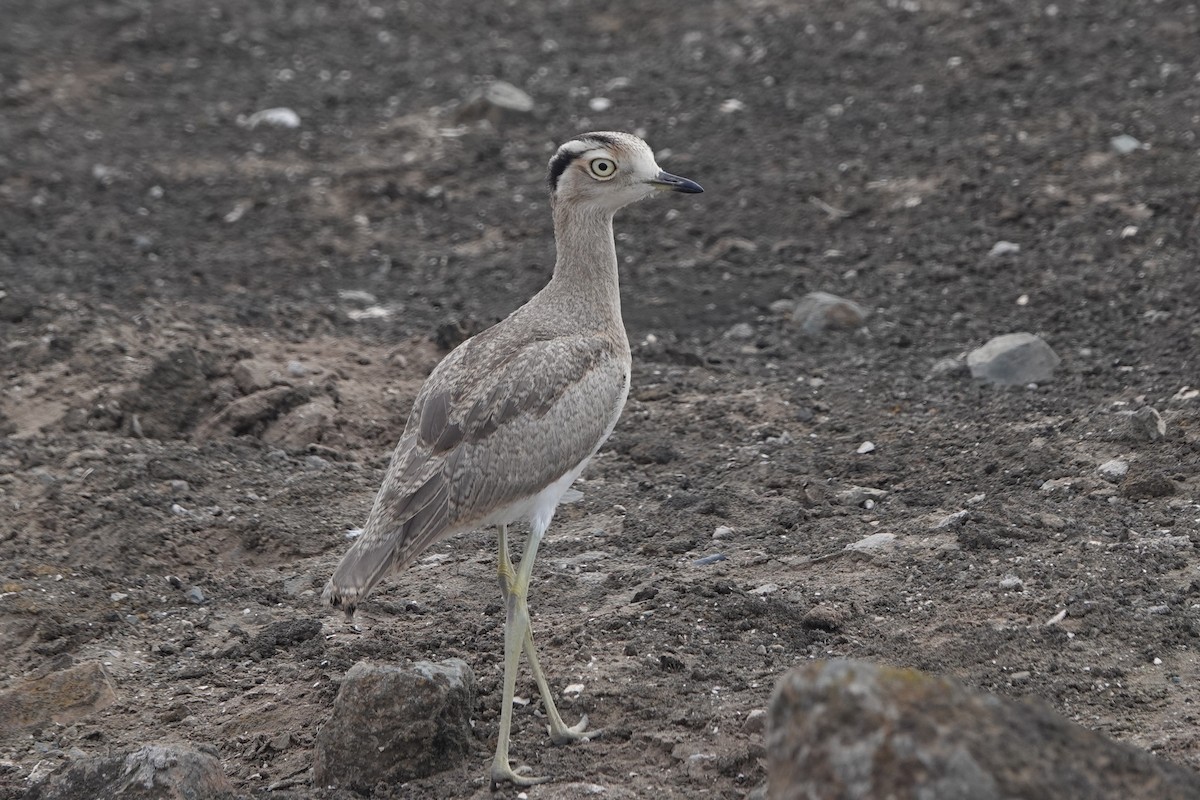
767 659 1200 800
25 743 236 800
313 659 476 790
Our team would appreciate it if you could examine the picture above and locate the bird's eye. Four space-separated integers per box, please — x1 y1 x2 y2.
588 158 617 180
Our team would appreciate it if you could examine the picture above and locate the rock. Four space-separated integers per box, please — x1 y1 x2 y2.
987 240 1020 256
262 398 336 449
790 291 869 334
240 107 301 129
230 358 287 394
724 322 755 340
1098 459 1129 482
0 661 117 734
999 575 1024 591
120 346 216 438
1121 473 1176 499
1126 406 1166 441
313 659 475 789
835 486 888 507
801 605 846 632
454 80 535 125
966 332 1060 385
932 510 970 529
1110 134 1143 154
844 532 896 553
192 386 309 444
25 743 236 800
927 356 968 380
744 708 768 735
767 659 1200 800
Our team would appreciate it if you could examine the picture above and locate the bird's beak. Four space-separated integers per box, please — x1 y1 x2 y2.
649 170 704 194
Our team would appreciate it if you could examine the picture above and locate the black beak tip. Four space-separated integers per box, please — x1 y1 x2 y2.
654 171 704 194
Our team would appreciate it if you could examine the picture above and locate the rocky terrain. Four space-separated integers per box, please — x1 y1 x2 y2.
1 0 1198 797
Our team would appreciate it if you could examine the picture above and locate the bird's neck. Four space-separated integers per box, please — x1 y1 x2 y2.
544 202 625 331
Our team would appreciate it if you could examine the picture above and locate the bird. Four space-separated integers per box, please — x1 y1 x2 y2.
322 131 703 787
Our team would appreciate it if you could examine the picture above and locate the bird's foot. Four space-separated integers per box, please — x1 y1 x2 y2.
489 760 550 790
549 714 602 746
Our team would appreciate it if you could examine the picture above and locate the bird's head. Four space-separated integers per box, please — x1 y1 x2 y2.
547 131 703 212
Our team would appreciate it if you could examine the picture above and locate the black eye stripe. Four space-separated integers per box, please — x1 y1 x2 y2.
547 150 576 192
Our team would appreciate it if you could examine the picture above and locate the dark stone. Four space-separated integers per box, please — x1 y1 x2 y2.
767 659 1200 800
24 743 236 800
313 659 475 789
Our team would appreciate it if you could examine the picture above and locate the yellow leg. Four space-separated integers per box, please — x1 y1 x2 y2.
490 525 598 789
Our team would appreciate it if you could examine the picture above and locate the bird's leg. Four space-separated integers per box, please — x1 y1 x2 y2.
491 525 549 788
497 525 600 744
491 525 600 788
520 613 599 745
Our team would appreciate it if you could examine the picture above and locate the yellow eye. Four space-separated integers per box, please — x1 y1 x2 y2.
588 158 617 179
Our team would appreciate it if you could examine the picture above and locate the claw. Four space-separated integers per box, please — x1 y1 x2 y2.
549 714 602 746
489 761 550 789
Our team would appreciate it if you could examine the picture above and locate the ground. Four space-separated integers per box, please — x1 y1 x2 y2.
2 0 1199 798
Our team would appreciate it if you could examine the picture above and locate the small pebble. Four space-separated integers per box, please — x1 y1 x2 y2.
967 332 1060 386
241 107 301 129
932 510 970 529
856 441 876 454
713 525 734 539
724 322 754 340
110 592 129 602
1126 406 1166 441
836 486 888 506
742 708 767 734
287 360 308 377
1110 134 1143 154
845 532 896 552
988 240 1021 257
999 575 1024 591
185 587 206 605
692 553 727 567
791 291 869 334
1098 459 1129 481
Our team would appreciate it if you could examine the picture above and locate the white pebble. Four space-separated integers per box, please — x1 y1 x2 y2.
1110 134 1143 154
988 240 1020 257
856 441 876 454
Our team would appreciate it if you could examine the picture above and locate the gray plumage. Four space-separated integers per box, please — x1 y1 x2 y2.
321 130 702 787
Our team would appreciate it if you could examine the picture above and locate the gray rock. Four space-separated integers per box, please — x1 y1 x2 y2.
844 532 896 552
1098 459 1130 481
313 659 475 789
967 332 1060 385
791 291 869 334
927 356 968 380
454 81 535 125
767 659 1200 800
25 743 236 800
1126 406 1166 441
230 358 286 394
262 398 336 450
932 510 970 530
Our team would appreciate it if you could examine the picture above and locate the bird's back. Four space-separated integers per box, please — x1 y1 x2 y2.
324 302 630 612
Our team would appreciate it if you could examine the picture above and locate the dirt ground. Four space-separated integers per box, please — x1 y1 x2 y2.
2 0 1199 797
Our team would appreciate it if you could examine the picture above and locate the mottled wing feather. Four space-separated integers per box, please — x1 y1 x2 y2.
324 332 627 612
